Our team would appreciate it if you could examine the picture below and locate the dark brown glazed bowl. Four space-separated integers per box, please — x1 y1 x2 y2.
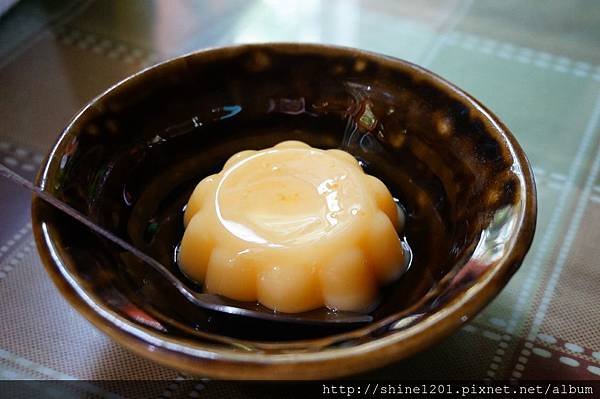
32 43 536 379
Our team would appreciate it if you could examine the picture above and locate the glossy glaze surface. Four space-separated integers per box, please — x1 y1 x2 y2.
32 43 536 379
179 140 406 313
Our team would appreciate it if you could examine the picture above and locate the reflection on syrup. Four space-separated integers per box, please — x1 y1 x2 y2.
99 85 450 340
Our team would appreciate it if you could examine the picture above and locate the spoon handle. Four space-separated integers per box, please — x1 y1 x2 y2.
1 164 373 325
0 163 195 300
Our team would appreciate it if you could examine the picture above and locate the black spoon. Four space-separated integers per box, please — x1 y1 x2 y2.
0 163 372 325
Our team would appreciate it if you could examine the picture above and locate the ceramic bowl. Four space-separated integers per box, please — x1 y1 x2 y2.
32 43 536 379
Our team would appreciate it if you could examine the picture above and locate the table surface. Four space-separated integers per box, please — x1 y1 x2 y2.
1 0 600 396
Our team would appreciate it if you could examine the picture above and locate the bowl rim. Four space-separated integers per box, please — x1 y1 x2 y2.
32 42 537 379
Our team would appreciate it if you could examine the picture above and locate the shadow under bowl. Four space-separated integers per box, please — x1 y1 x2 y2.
32 43 536 379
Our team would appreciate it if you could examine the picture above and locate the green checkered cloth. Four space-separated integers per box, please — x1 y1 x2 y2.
1 0 599 396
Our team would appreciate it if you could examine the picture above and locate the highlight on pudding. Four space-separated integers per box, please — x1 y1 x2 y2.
178 140 407 313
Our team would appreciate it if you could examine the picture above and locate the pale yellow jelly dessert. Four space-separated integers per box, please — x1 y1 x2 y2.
178 140 405 313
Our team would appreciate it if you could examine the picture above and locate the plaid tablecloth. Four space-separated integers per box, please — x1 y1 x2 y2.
1 0 600 396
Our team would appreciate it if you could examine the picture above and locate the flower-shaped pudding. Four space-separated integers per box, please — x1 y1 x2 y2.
178 141 406 313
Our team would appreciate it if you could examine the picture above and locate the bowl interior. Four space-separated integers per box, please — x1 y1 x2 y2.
34 45 532 350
